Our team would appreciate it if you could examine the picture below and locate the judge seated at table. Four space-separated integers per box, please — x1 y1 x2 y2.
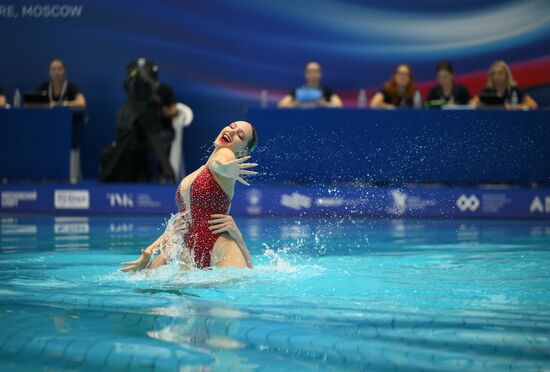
278 62 343 108
37 59 87 183
37 59 86 109
426 61 470 107
370 64 417 109
469 60 537 110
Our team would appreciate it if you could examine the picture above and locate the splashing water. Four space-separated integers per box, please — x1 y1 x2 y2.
259 243 298 273
109 216 328 294
112 213 325 290
158 211 191 264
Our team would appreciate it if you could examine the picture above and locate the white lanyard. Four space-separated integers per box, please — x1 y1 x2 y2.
48 80 67 102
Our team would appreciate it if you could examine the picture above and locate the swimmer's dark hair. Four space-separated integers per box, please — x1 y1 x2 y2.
246 126 258 154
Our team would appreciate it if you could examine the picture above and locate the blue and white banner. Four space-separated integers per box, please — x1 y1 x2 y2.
1 184 549 219
0 184 174 215
231 186 550 219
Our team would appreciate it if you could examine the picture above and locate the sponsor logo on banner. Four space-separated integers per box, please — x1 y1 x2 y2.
136 193 161 208
315 197 345 207
390 190 408 216
530 196 550 213
281 192 312 210
106 192 161 209
481 193 510 213
388 190 437 216
456 194 480 212
247 189 262 205
54 190 89 209
107 193 134 207
1 191 37 208
246 188 262 215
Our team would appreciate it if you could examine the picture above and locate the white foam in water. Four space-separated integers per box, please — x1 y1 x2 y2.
258 243 297 273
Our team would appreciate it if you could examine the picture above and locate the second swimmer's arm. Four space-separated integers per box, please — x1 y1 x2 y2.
209 214 253 268
232 231 253 269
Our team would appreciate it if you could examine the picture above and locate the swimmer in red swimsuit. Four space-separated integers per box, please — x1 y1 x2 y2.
121 121 258 271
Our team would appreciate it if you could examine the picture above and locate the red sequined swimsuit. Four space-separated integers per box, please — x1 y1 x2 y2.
176 166 230 268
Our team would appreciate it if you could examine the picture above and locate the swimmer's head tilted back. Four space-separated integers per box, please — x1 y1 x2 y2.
214 120 258 158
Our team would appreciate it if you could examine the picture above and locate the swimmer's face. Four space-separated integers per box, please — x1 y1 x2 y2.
394 65 411 88
214 121 254 157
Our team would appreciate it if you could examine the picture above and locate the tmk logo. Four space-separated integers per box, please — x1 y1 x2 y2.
107 193 134 207
280 192 312 210
530 196 550 213
456 195 480 212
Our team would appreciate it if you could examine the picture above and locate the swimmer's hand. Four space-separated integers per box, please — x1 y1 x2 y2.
120 249 152 272
213 155 258 186
209 214 242 240
170 214 188 235
209 214 253 268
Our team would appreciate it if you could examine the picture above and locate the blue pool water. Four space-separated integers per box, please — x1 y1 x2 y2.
1 215 549 371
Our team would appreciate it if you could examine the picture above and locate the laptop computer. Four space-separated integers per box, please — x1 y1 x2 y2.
23 91 49 107
478 91 506 106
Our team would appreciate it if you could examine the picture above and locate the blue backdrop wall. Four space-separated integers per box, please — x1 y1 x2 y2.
1 0 549 179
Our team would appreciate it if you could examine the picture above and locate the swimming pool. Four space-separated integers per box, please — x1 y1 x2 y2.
1 215 549 371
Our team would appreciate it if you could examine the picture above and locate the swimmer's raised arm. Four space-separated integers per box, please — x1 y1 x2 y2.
210 147 257 186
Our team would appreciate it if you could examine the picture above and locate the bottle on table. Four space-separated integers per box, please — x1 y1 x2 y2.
13 89 21 108
413 90 422 109
511 90 518 108
357 89 367 108
448 95 455 106
260 89 268 108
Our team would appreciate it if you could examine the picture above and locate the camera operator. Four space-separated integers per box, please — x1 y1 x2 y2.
102 58 176 182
